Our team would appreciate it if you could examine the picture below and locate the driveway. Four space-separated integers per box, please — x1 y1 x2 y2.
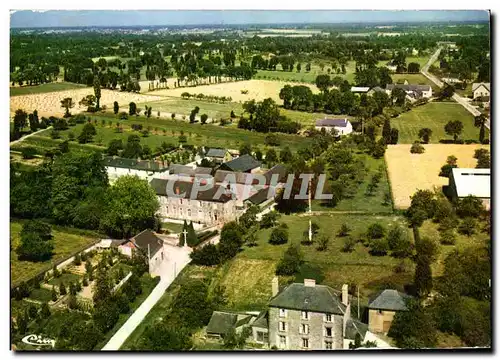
101 243 192 351
421 47 489 129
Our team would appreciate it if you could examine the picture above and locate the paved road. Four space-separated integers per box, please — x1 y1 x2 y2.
101 244 192 351
10 126 52 145
421 47 490 130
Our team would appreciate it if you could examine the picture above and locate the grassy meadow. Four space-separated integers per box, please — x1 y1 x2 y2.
10 82 88 97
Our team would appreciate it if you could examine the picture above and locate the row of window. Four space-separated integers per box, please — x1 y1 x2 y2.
279 322 333 337
278 309 332 322
278 335 333 349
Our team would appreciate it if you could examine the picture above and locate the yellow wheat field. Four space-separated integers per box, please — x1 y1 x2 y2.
10 88 164 118
385 144 490 209
144 79 319 103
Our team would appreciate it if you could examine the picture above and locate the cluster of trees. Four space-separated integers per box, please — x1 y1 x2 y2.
11 152 160 240
133 279 228 350
16 220 54 262
238 98 302 134
180 92 232 103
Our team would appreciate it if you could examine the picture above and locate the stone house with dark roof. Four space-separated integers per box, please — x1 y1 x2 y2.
368 289 411 334
205 148 233 164
118 230 165 275
104 156 169 183
150 178 237 226
385 84 432 100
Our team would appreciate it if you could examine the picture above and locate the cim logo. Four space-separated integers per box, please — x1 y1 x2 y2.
21 334 55 348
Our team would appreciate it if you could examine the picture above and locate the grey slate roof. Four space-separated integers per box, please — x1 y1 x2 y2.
315 118 349 128
104 156 168 172
345 318 369 340
368 289 411 311
370 86 385 93
246 188 272 205
220 154 261 172
214 170 258 184
206 311 238 335
131 230 163 257
149 178 233 203
252 310 268 329
168 164 213 176
264 164 288 184
206 148 228 158
269 283 347 315
386 84 431 92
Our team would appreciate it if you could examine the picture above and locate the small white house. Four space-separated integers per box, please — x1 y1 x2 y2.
472 83 490 99
449 168 490 210
104 156 169 184
315 118 353 136
386 84 432 99
351 86 370 94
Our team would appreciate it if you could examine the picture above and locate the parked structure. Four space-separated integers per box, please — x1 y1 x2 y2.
449 168 490 210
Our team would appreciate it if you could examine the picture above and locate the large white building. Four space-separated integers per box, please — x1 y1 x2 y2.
104 157 169 183
385 84 433 100
449 168 490 210
315 118 353 136
472 83 490 100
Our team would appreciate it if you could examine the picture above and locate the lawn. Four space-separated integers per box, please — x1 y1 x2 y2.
10 219 100 287
241 214 411 298
161 222 184 234
29 288 54 302
385 144 489 209
312 154 393 213
10 82 88 97
391 102 480 144
32 113 314 154
47 273 82 286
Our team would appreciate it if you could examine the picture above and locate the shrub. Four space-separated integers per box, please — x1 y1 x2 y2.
342 236 356 253
275 244 302 276
190 244 220 266
316 235 329 251
369 237 389 256
410 142 425 154
458 217 477 236
439 229 457 245
119 112 128 120
269 226 289 245
21 146 37 159
366 223 386 240
338 223 351 237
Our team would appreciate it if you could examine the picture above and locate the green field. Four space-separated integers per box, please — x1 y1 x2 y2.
10 220 100 286
27 112 314 154
391 102 481 144
10 82 88 96
312 155 392 213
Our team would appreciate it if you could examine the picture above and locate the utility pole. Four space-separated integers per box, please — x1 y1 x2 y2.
308 176 312 243
357 285 360 320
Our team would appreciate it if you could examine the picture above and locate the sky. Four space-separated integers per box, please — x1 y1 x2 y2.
9 10 490 28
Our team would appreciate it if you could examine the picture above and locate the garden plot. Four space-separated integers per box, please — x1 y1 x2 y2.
385 144 489 209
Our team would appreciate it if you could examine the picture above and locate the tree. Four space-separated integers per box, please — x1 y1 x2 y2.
337 223 351 237
269 226 289 245
40 302 51 318
366 223 386 240
410 142 425 154
388 227 412 258
239 143 252 156
407 62 420 73
391 87 407 106
265 149 278 166
113 101 119 114
93 267 112 305
389 299 437 348
315 74 331 93
444 120 464 142
275 244 303 275
59 282 67 296
16 220 54 261
93 76 101 110
456 195 484 218
77 123 97 144
93 302 120 332
474 115 488 143
106 139 123 156
414 236 438 297
200 114 208 125
260 211 279 229
389 128 399 144
382 118 392 144
99 176 159 238
138 323 193 350
458 217 477 236
190 244 220 266
418 128 432 144
51 285 58 301
60 98 74 117
129 102 137 115
438 84 455 100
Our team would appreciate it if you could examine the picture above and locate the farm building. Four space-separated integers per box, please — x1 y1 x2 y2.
118 230 165 275
104 156 169 183
315 118 353 136
472 83 490 100
449 168 490 210
368 289 411 334
205 148 233 164
386 84 432 100
351 86 370 94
